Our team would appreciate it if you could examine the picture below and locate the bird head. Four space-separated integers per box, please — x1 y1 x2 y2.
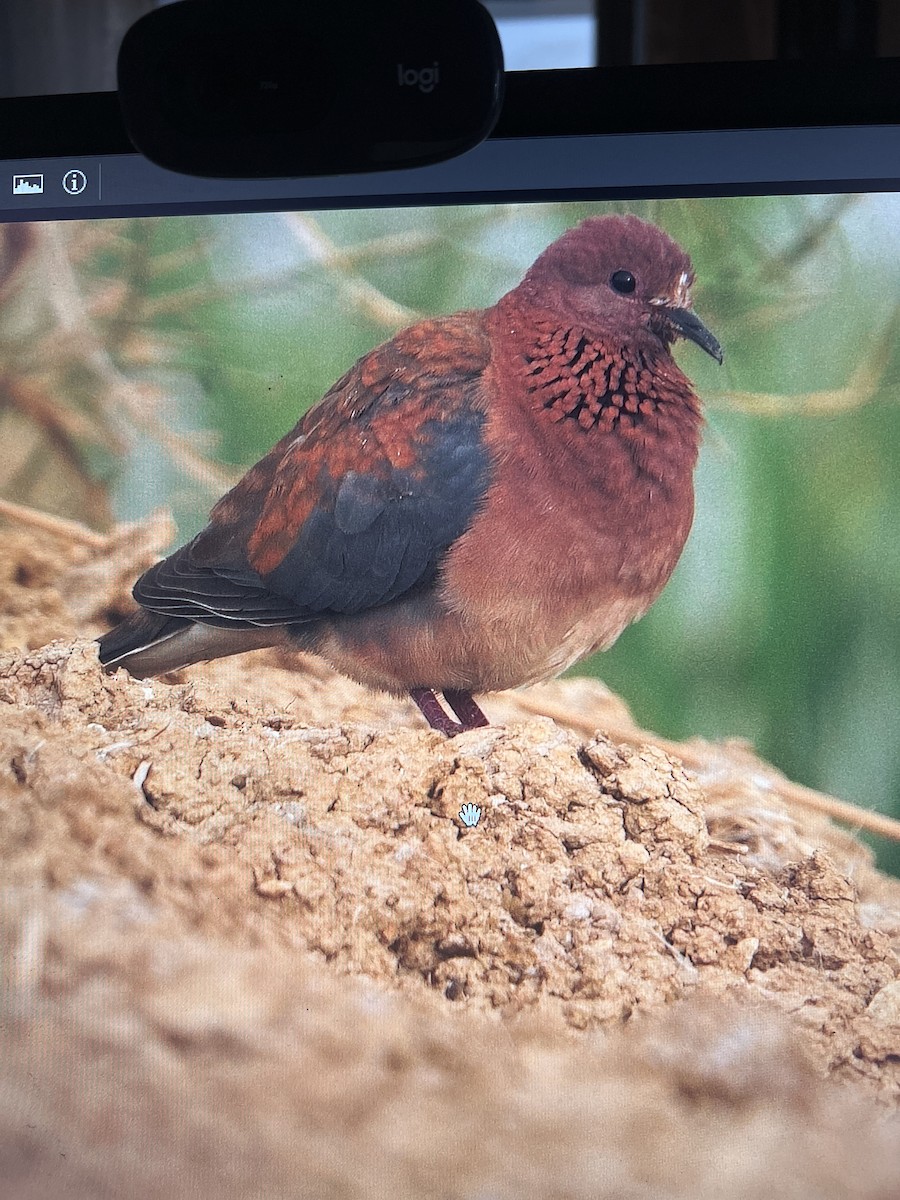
520 215 723 365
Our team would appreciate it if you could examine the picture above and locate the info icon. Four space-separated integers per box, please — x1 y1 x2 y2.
62 170 87 196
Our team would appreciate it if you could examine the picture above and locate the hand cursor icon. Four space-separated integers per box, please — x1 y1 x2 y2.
459 802 481 828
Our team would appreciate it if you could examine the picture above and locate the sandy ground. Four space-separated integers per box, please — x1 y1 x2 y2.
1 511 899 1199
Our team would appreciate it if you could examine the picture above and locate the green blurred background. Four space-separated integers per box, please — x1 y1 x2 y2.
2 196 898 871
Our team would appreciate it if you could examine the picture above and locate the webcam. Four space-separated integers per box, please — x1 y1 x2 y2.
117 0 505 179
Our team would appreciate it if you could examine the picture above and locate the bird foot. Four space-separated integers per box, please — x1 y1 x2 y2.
410 688 490 737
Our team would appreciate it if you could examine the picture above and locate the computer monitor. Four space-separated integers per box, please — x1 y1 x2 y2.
2 55 899 1200
3 72 898 833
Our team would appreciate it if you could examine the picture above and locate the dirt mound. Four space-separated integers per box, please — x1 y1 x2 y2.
1 510 899 1199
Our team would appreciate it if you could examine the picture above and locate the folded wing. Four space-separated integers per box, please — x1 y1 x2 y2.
131 312 494 629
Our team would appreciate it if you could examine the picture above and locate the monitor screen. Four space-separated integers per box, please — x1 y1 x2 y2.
3 129 898 838
2 108 900 1197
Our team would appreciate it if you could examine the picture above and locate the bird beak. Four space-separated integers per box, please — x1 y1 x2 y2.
664 306 724 364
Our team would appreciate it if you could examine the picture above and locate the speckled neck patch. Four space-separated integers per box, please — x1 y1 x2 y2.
522 325 666 432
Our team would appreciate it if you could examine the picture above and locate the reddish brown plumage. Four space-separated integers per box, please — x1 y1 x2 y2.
245 314 491 577
99 215 721 735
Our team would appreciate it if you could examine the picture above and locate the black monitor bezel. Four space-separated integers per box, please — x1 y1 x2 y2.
2 61 900 161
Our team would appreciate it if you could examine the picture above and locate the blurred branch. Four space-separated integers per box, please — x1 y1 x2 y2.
140 230 440 322
709 300 900 416
282 212 420 328
0 496 107 548
0 223 237 527
757 194 859 282
2 373 125 449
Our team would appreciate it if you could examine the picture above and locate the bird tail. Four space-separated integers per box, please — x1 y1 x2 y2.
97 610 286 679
97 611 193 678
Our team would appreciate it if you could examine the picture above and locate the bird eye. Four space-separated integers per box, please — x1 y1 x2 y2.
610 270 636 294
